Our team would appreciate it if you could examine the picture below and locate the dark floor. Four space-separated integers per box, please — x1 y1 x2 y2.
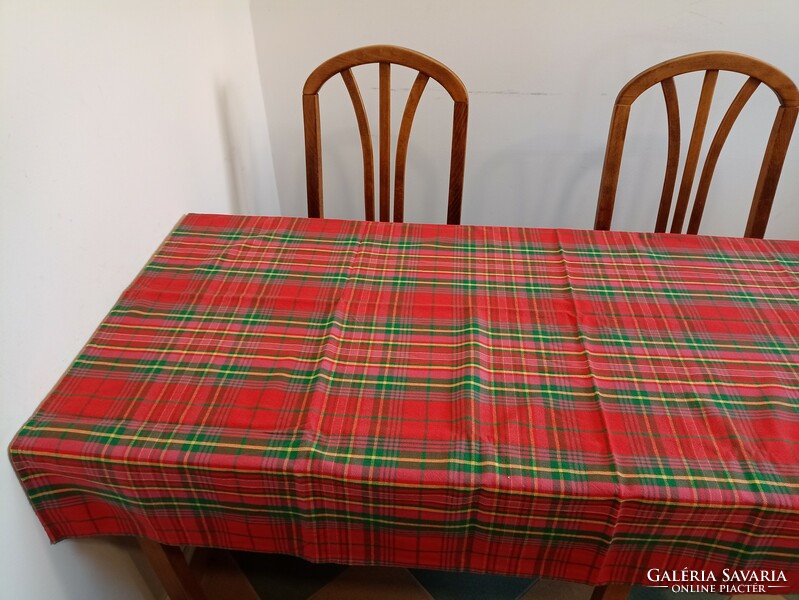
232 552 797 600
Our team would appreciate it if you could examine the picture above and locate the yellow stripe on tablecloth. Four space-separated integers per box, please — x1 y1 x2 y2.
162 237 793 266
151 252 799 292
14 450 799 515
15 431 799 490
103 311 799 353
73 356 799 398
20 484 799 558
18 474 799 541
83 340 799 373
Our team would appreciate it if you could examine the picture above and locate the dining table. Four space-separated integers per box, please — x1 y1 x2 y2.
9 213 799 599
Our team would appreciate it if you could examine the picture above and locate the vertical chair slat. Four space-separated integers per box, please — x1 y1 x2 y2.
448 101 469 225
594 104 632 231
671 69 718 233
340 68 376 221
303 94 323 218
688 77 760 234
745 105 799 237
394 73 430 223
379 62 391 222
656 78 680 233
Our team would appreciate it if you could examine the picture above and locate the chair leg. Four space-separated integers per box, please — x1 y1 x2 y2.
590 584 632 600
138 538 209 600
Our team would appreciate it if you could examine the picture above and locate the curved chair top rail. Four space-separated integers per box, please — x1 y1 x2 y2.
616 51 799 107
303 45 469 103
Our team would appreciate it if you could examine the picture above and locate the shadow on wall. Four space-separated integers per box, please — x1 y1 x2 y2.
216 83 249 215
217 82 280 217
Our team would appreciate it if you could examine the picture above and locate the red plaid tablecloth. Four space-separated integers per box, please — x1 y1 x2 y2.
9 214 799 590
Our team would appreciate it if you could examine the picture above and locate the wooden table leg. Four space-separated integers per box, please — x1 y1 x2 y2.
590 584 632 600
139 538 209 600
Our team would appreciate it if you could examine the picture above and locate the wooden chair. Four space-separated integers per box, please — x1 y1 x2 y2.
594 51 799 238
303 45 468 224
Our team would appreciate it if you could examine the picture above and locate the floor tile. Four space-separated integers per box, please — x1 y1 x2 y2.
517 578 593 600
630 585 723 600
309 567 433 600
409 568 537 600
630 586 790 600
233 552 345 600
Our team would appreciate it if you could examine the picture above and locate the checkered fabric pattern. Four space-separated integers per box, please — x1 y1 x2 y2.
9 214 799 591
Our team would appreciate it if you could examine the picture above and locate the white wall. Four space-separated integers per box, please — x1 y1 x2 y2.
0 1 279 598
251 0 799 239
2 2 798 598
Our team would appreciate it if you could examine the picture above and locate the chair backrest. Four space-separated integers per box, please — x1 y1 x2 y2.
303 45 468 224
594 51 799 238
